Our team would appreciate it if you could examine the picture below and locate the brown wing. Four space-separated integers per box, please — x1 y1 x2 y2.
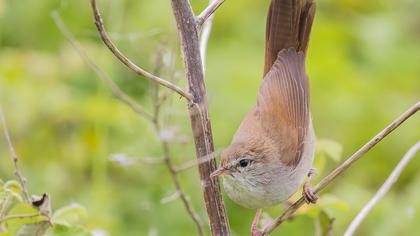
257 48 309 167
264 0 316 76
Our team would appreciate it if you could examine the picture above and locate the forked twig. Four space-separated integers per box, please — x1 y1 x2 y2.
51 11 153 121
53 12 204 236
89 0 192 101
0 107 31 203
196 0 225 29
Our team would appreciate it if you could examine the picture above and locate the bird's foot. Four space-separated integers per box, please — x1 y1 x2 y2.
303 168 318 204
251 209 263 236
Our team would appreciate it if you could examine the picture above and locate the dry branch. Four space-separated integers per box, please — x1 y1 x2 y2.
344 141 420 236
196 0 225 29
170 0 230 235
55 11 204 235
51 11 154 121
262 101 420 235
0 106 31 203
199 0 224 72
89 0 192 101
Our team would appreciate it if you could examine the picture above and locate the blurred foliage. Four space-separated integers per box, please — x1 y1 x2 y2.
0 0 419 235
0 179 91 235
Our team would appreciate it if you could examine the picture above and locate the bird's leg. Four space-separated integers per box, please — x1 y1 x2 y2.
303 167 318 204
251 208 263 236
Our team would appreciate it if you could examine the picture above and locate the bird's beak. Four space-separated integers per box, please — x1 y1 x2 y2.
210 167 228 179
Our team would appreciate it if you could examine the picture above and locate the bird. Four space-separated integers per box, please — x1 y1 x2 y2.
210 0 317 235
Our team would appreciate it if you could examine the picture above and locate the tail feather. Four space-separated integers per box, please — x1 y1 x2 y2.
263 0 316 76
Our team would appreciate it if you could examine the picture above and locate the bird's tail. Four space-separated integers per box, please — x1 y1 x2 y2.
263 0 316 76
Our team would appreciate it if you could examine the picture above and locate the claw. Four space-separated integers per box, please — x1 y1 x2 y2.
303 182 318 204
302 168 318 204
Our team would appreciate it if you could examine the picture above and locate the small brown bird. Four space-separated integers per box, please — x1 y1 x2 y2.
211 0 317 235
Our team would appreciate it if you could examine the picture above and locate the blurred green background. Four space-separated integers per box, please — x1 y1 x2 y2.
0 0 419 235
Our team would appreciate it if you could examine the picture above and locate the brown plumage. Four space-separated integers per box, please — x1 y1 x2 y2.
211 0 317 235
264 0 316 75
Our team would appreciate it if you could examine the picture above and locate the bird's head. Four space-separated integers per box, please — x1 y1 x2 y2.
210 142 265 179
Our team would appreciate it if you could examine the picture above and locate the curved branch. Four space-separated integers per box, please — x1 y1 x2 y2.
90 0 192 101
52 11 154 121
196 0 225 29
262 101 420 235
199 0 225 72
0 106 31 203
344 141 420 236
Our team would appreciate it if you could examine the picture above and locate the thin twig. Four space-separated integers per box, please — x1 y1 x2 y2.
109 153 164 167
150 73 205 235
0 213 42 223
55 12 205 235
262 101 420 235
196 0 225 29
199 0 224 71
0 107 31 203
157 132 205 236
89 0 192 101
344 141 420 236
160 191 181 204
51 11 154 121
174 151 218 172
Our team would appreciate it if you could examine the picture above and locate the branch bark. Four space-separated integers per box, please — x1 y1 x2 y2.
344 141 420 236
262 101 420 235
170 0 230 235
90 0 192 101
0 106 31 203
57 11 205 234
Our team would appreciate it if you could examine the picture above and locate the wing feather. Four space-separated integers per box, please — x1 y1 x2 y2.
257 48 309 166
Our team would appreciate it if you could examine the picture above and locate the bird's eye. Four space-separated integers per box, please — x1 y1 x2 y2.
239 159 251 168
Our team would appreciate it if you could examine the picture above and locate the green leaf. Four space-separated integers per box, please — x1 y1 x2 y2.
52 204 87 227
4 180 23 202
316 210 334 236
4 181 22 194
319 211 334 235
315 139 343 162
7 203 38 216
16 221 50 236
46 224 92 236
0 232 12 236
4 203 45 234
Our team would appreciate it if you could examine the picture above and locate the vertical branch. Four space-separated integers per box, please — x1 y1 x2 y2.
170 0 230 235
54 12 205 234
0 106 31 203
